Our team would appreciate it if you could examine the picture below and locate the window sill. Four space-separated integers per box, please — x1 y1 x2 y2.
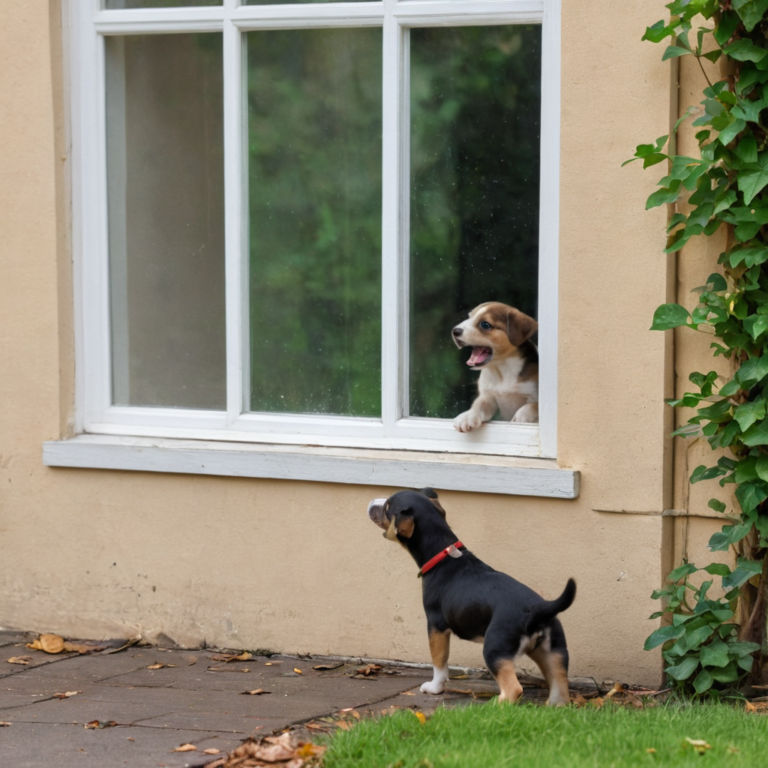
42 435 579 499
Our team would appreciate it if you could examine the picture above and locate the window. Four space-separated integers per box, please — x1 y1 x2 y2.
69 0 560 460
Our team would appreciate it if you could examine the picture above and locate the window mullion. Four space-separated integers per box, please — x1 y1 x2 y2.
223 9 247 425
381 3 407 433
537 0 560 458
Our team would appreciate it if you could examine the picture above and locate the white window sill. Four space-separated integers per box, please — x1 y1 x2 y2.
42 435 579 499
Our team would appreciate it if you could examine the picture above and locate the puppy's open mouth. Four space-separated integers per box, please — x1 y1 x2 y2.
466 347 492 368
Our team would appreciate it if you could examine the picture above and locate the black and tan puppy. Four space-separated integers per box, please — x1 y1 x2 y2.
368 489 575 705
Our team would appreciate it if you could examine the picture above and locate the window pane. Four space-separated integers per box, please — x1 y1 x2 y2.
244 1 370 4
106 34 226 410
103 1 218 8
409 26 541 419
247 30 382 417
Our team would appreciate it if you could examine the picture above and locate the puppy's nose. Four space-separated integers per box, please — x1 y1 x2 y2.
452 327 463 337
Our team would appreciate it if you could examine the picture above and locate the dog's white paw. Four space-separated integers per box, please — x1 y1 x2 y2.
511 403 538 423
453 411 482 432
420 680 446 695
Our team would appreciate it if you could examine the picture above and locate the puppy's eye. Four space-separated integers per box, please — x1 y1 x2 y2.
479 321 492 330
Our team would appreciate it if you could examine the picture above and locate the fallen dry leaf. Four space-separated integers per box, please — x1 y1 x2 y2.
207 666 250 673
84 720 117 729
26 634 65 654
402 691 416 696
313 662 343 671
146 662 176 670
355 663 382 677
53 691 80 699
240 689 271 696
413 711 427 725
186 656 198 666
293 667 303 674
604 682 628 700
0 722 10 727
684 738 711 755
450 673 470 680
172 743 197 752
264 661 283 666
336 721 351 731
26 634 107 655
209 651 253 663
7 656 32 665
202 748 221 755
446 688 474 696
571 693 588 707
646 748 656 754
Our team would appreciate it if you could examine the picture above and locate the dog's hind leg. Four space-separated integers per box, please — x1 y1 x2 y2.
483 634 523 703
527 627 570 706
488 658 524 703
420 628 451 694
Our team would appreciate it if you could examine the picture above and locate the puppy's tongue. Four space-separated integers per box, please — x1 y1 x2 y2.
467 347 491 366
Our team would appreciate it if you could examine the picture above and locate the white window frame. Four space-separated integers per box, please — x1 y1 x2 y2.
65 0 561 463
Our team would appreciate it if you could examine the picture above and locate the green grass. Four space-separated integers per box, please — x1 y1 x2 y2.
321 702 768 768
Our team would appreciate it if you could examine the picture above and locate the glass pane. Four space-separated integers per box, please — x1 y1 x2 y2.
247 30 382 417
106 34 226 410
104 1 218 8
409 26 541 419
245 1 370 4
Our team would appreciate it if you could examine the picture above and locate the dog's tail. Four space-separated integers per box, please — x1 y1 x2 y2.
524 578 576 635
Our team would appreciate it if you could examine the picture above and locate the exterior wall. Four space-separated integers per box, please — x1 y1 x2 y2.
0 0 675 686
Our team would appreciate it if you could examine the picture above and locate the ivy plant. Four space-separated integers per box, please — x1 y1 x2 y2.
627 0 768 695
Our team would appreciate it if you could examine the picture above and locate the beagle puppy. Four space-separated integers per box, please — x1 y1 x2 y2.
452 302 538 432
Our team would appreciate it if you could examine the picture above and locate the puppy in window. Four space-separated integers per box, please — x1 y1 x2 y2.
452 302 538 432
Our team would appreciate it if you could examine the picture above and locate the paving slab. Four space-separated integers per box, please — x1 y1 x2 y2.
0 721 242 768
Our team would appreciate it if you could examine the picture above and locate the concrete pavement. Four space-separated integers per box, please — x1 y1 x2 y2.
0 631 560 767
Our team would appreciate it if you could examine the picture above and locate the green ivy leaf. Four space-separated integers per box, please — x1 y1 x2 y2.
666 656 700 681
719 117 747 146
738 154 768 205
756 454 768 482
741 418 768 446
710 661 740 683
703 564 731 578
707 499 727 513
700 639 731 668
663 45 694 60
734 399 767 430
723 558 763 589
736 482 768 514
645 624 686 651
709 521 753 551
651 303 691 330
693 668 714 693
714 11 741 45
724 38 768 63
667 562 699 582
733 0 768 32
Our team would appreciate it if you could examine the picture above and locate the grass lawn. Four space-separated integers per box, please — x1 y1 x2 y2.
321 702 768 768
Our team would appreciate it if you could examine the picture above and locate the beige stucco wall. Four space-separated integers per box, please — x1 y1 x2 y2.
0 0 684 687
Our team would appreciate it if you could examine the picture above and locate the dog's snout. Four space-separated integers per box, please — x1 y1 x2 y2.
368 498 388 529
452 327 463 337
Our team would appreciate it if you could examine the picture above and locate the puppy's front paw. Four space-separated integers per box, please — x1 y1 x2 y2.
453 411 483 433
511 403 538 423
420 679 446 695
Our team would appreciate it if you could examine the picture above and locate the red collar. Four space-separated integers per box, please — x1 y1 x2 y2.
417 541 464 578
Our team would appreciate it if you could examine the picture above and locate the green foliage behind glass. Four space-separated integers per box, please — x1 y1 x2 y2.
409 26 542 419
247 29 382 416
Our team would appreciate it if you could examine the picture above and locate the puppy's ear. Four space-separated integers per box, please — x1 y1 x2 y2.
420 488 447 519
505 308 538 347
385 510 415 540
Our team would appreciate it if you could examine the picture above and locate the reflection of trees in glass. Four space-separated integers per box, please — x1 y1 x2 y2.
409 26 542 420
247 30 382 416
